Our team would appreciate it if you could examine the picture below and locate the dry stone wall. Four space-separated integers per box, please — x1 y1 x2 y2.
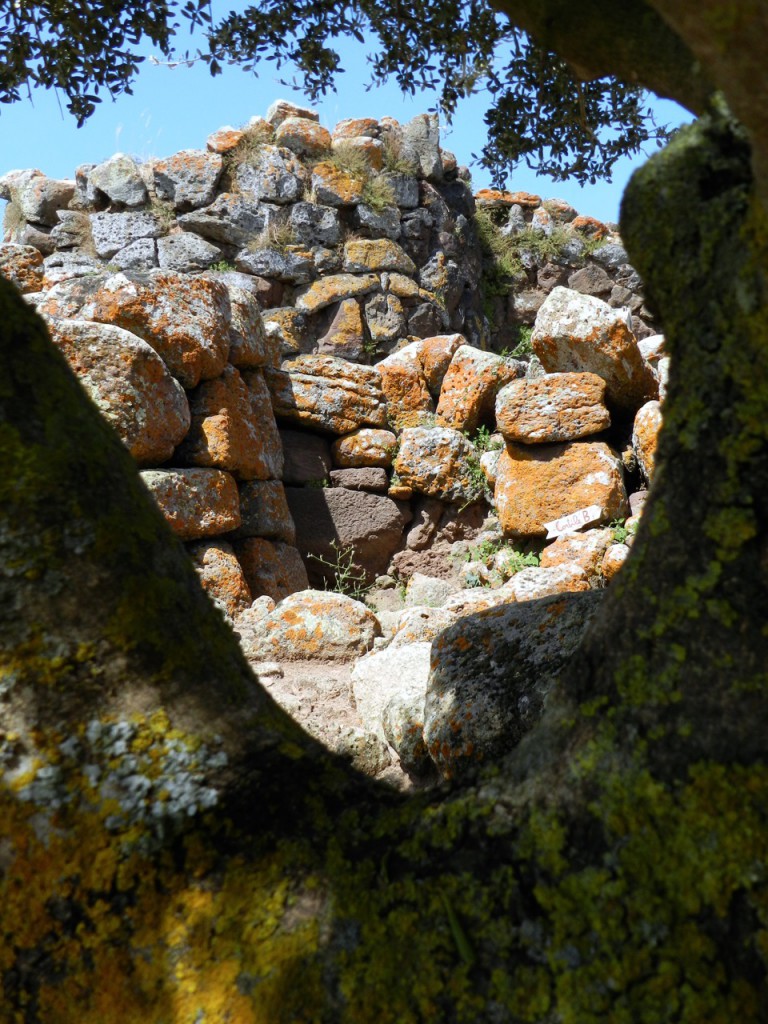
1 100 668 781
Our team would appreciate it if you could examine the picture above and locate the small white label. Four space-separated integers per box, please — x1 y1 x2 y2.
543 504 602 539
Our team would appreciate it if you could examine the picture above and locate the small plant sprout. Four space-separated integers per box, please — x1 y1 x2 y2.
308 541 370 601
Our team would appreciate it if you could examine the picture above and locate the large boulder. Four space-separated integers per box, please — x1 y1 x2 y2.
233 145 307 204
243 590 380 660
141 468 241 540
152 149 223 209
233 480 297 544
532 286 657 412
351 642 432 746
424 591 603 778
495 440 629 538
45 319 190 465
89 212 165 259
436 346 524 433
265 355 388 433
83 271 231 388
286 486 411 583
88 154 147 206
495 372 611 444
394 427 479 505
175 365 279 480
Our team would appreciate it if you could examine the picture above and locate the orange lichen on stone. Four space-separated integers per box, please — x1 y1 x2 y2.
332 428 398 468
0 243 44 293
310 161 365 206
494 441 628 538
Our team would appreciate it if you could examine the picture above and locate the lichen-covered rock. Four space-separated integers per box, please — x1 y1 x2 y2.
332 117 380 140
274 117 331 157
331 428 398 468
540 526 615 575
532 286 657 412
188 540 253 618
418 334 465 394
234 245 314 284
89 211 165 259
265 99 319 125
239 369 285 479
88 154 146 206
175 365 277 480
15 172 76 224
206 125 246 153
343 239 416 274
364 292 407 347
400 113 442 179
424 591 603 777
495 440 629 539
46 318 190 465
377 345 435 430
85 270 231 388
436 346 524 433
351 642 431 742
234 480 296 544
394 426 478 504
224 284 279 369
233 538 309 602
36 273 110 319
633 399 663 483
112 238 158 271
157 232 222 273
354 202 401 239
0 243 44 293
501 563 591 601
602 542 630 581
140 468 241 539
246 590 380 660
234 145 307 204
310 161 365 206
150 149 223 209
316 298 369 360
286 486 411 583
265 354 388 433
294 273 379 314
178 193 272 247
289 202 341 246
389 607 456 647
495 372 611 444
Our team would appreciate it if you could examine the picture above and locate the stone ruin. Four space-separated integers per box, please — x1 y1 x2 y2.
0 99 668 786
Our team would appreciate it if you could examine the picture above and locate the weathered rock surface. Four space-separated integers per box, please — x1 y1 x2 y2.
0 243 44 293
85 271 231 388
234 480 296 544
424 591 603 778
539 527 615 575
331 428 397 468
633 399 663 484
141 468 241 540
436 346 524 432
294 273 379 314
286 486 411 583
532 287 657 412
176 365 278 479
233 538 309 601
394 427 478 504
152 150 223 209
89 212 164 259
244 590 380 660
495 372 611 444
351 642 432 744
266 355 388 433
188 540 252 618
495 441 628 538
46 318 190 465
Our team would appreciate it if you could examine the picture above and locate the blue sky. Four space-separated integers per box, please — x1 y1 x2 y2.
1 33 691 224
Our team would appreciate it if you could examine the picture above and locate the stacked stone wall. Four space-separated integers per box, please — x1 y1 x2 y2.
1 100 665 634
